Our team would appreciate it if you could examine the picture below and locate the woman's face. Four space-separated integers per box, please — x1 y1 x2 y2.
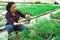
10 4 16 13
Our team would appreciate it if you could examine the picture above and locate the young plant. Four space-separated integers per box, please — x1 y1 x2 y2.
50 11 60 20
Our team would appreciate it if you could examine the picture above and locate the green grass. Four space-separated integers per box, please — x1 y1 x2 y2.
51 11 60 20
16 4 60 16
9 18 60 40
30 18 56 39
53 36 60 40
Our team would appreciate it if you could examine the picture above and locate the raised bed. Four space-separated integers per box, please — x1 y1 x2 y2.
16 4 60 16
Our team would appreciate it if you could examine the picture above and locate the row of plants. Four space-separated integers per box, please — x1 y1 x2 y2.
0 7 6 10
9 18 60 40
50 11 60 20
0 12 6 27
0 3 6 10
0 3 6 6
0 15 4 27
16 4 60 16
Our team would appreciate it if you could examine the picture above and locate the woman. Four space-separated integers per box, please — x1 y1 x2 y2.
5 2 28 40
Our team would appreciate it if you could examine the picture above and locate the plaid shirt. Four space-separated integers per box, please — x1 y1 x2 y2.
5 10 25 25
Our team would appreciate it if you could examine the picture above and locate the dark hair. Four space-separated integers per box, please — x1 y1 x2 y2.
6 2 15 12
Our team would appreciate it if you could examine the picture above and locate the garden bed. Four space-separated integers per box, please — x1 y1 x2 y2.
16 4 60 16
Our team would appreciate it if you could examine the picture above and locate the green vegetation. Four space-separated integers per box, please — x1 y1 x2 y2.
30 18 56 39
53 36 60 40
0 15 3 27
0 3 6 6
0 3 6 10
9 18 60 40
51 11 60 20
0 3 60 40
16 4 60 16
0 4 60 15
0 15 5 27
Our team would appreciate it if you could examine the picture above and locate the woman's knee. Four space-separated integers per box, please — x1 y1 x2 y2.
5 24 14 34
18 24 27 30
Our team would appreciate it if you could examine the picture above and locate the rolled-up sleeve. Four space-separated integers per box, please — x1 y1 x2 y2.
17 10 26 18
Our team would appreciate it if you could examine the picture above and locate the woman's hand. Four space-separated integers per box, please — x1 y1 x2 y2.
14 22 24 26
14 22 20 25
25 14 30 18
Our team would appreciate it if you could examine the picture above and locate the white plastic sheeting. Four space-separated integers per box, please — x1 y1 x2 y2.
0 0 56 3
0 0 24 2
0 30 8 40
55 0 60 4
